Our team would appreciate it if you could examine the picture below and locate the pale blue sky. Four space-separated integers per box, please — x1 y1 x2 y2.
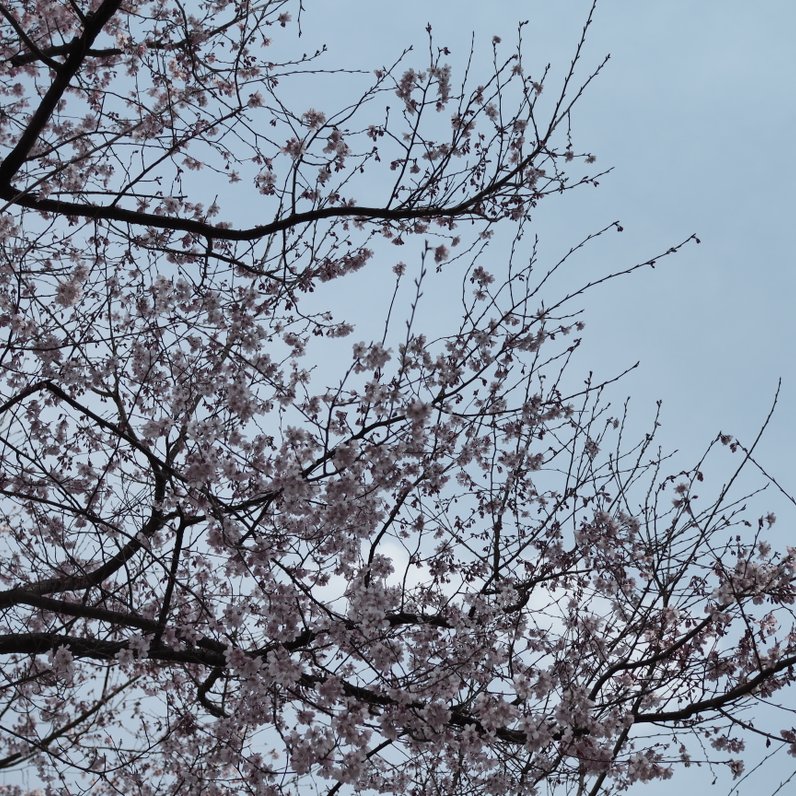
300 0 796 467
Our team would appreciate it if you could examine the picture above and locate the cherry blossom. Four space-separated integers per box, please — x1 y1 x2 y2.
0 2 793 795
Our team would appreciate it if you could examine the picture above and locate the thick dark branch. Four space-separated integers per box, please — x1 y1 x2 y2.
5 3 252 67
0 138 546 242
7 44 122 68
0 632 128 660
328 672 527 745
0 379 168 473
153 512 188 643
0 591 160 633
386 610 453 630
0 632 226 666
0 0 124 187
0 183 490 242
587 611 718 701
0 3 62 70
3 495 168 599
634 651 796 724
0 379 171 596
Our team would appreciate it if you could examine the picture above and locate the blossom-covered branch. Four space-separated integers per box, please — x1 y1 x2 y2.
0 2 794 795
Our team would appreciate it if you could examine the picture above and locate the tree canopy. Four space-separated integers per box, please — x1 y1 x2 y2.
0 2 794 794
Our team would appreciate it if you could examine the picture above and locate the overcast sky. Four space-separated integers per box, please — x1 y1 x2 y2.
298 2 796 793
301 0 796 468
4 3 794 793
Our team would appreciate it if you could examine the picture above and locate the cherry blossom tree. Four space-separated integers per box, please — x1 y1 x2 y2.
0 2 794 794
